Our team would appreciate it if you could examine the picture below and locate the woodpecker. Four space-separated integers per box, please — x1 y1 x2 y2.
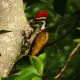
30 11 49 56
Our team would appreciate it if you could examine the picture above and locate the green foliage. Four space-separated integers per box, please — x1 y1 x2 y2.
0 76 1 80
23 0 45 7
23 0 80 80
32 77 42 80
2 53 46 80
14 66 38 80
74 39 80 43
30 54 46 76
53 0 68 16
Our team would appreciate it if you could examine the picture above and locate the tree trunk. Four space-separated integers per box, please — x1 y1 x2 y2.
0 0 33 77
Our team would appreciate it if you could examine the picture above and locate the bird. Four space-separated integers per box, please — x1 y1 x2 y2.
30 11 49 56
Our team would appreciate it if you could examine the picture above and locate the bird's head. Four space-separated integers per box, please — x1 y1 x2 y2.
30 11 48 30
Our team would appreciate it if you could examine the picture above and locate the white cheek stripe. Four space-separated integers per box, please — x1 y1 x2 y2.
36 17 46 20
40 21 46 30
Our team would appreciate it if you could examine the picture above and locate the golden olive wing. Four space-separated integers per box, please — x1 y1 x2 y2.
31 30 48 56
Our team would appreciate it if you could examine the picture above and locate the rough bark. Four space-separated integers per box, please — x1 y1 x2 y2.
0 0 33 77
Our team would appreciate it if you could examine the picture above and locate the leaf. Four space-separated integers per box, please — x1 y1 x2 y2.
15 66 38 80
0 76 1 80
32 76 42 80
30 55 44 76
76 27 80 30
15 74 35 80
38 53 47 68
2 75 18 80
74 39 80 43
0 30 11 34
53 0 68 16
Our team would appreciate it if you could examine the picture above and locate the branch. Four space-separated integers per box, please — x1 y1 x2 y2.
55 43 80 80
0 0 33 77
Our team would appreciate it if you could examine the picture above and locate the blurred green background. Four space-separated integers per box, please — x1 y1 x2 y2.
23 0 80 80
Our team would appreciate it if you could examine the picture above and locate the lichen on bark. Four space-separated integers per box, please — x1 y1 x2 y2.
0 0 33 77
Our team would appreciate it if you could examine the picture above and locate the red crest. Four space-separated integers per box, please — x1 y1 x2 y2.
34 11 48 18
